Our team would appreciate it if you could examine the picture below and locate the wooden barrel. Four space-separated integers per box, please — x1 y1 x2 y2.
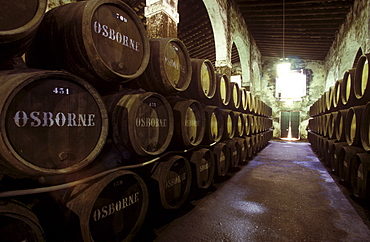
167 97 205 148
340 69 356 108
0 199 45 241
240 87 248 112
328 112 338 139
354 54 370 105
51 170 148 241
187 148 215 189
26 0 150 88
130 38 192 95
220 109 236 140
0 69 108 177
332 79 342 111
202 105 224 145
234 111 245 137
325 87 334 113
226 82 241 110
104 89 173 158
245 136 253 159
361 102 370 151
226 139 240 168
322 113 330 138
338 146 365 184
235 137 248 164
331 142 348 175
345 105 365 147
150 155 192 209
323 138 336 167
0 0 47 63
245 91 253 113
204 73 230 107
352 153 370 201
211 142 230 178
248 114 257 135
335 109 349 142
243 113 251 136
179 59 216 102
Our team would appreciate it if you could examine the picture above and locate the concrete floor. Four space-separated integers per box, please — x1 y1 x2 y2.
135 140 370 241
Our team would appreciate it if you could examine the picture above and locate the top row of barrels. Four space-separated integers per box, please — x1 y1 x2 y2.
1 0 271 117
309 53 370 117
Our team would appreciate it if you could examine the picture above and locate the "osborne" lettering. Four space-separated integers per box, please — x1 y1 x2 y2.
13 111 96 128
92 192 140 222
135 118 167 128
93 21 140 52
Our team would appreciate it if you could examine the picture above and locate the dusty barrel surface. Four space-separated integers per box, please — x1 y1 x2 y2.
186 148 215 189
207 73 230 107
26 0 149 86
360 101 370 151
0 0 47 63
340 69 357 108
338 146 365 183
179 58 216 102
354 54 370 105
234 111 245 137
235 137 248 163
220 109 236 140
226 139 240 168
52 170 148 242
104 89 173 158
202 105 224 145
211 142 230 178
150 155 192 209
134 38 192 95
345 105 365 147
227 82 241 110
167 97 205 148
0 200 45 241
352 153 370 200
335 109 349 142
0 69 108 177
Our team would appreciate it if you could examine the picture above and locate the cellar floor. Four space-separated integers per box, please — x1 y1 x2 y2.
135 140 370 242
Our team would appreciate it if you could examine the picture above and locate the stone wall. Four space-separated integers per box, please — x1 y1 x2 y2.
259 57 326 139
324 0 369 89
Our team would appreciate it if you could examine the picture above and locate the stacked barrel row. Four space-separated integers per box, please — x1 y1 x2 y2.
0 0 273 241
308 53 370 204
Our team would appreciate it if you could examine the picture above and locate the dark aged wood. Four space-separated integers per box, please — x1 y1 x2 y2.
0 0 47 63
51 170 148 242
186 148 215 190
0 199 45 241
150 155 192 209
202 105 224 145
211 142 230 178
0 69 108 177
220 109 236 141
202 73 231 107
167 96 205 148
354 54 370 105
26 0 149 88
104 89 174 158
129 38 192 95
226 82 241 111
178 58 216 102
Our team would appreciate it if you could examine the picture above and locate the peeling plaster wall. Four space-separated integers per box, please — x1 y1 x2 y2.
260 57 326 139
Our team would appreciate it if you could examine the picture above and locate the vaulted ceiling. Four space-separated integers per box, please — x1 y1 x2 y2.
129 0 355 63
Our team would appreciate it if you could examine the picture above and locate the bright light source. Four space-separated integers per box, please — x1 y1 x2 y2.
276 67 306 100
277 62 291 77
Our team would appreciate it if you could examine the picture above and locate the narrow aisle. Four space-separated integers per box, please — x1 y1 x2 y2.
153 141 370 241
